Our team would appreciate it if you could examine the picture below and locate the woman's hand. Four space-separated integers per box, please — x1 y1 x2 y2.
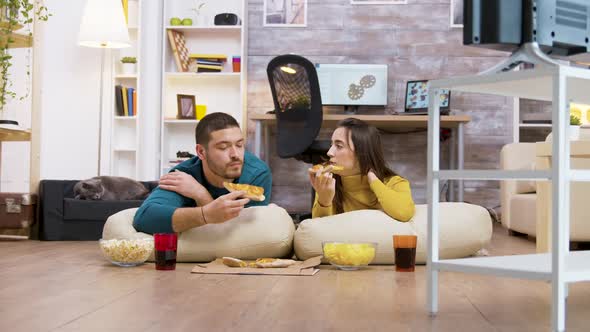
367 170 378 183
308 167 335 207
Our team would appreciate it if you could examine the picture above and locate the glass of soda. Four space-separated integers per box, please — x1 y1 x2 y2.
393 235 417 272
154 233 178 271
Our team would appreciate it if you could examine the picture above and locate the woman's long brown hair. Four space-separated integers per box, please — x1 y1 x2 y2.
332 118 397 214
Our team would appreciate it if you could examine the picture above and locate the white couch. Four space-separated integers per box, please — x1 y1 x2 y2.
500 142 538 236
500 141 590 248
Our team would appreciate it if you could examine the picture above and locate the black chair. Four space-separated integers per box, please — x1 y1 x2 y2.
267 54 331 214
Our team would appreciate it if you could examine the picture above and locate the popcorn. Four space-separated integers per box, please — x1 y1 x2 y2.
99 238 153 264
323 243 376 266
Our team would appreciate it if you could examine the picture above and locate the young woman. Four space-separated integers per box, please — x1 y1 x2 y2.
309 118 415 221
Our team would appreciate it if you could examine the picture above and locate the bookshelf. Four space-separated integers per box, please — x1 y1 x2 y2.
160 0 247 174
110 0 141 178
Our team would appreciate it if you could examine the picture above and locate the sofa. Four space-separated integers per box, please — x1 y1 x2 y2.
500 142 538 236
38 180 158 240
500 141 590 247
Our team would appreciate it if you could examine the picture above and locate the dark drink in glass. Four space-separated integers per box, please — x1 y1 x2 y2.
393 235 417 272
154 233 178 271
394 247 416 272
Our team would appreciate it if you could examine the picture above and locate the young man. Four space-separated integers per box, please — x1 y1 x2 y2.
133 113 272 234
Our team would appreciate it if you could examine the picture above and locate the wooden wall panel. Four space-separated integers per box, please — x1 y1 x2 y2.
246 1 514 213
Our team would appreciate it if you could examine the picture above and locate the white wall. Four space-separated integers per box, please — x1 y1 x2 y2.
36 0 104 180
0 45 32 192
1 0 167 190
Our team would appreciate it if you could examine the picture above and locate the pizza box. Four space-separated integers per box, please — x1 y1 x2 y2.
191 256 322 276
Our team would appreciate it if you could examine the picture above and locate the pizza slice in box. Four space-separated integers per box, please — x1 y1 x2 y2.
223 182 265 202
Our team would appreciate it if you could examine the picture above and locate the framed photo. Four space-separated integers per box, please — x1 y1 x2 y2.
351 0 407 4
177 94 196 119
404 80 451 113
450 0 463 28
264 0 307 27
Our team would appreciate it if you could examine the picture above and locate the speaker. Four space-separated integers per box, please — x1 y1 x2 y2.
214 13 240 26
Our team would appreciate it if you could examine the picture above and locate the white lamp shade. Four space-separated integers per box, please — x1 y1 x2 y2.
78 0 130 48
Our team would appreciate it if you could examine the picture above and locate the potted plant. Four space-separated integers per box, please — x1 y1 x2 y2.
0 1 50 112
570 113 582 140
121 56 137 75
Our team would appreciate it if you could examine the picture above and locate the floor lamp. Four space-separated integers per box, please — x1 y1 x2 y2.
78 0 130 175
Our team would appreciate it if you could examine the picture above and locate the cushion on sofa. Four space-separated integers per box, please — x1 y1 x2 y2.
294 202 492 264
102 204 295 262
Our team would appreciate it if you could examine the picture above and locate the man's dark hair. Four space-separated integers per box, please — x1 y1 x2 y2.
195 113 240 147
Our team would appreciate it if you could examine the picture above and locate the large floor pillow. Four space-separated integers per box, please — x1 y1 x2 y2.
102 204 295 262
294 202 492 264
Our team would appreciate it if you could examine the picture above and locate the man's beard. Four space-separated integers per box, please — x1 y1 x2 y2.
206 156 243 180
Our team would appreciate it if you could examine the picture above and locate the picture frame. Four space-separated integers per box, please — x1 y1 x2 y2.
177 94 196 119
263 0 307 27
404 80 451 114
351 0 407 4
450 0 464 28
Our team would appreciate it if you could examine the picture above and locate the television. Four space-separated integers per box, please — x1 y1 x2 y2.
315 64 388 113
464 0 590 57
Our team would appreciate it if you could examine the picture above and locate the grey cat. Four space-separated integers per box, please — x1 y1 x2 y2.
74 176 149 200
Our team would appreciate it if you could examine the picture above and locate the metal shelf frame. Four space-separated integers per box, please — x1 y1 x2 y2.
427 65 590 332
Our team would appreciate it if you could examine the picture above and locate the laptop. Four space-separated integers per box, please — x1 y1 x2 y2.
401 80 451 115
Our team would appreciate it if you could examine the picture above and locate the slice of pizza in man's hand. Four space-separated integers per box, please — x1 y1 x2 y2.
222 182 265 202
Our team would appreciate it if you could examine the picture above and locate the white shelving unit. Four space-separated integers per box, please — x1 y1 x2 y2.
427 66 590 332
110 0 141 179
160 0 247 174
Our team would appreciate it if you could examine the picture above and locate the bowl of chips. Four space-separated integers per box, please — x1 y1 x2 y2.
322 242 377 270
99 238 154 267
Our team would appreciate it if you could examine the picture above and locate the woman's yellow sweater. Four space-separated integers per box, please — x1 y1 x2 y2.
312 175 415 221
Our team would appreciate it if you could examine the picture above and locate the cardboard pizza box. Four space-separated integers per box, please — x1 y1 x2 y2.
191 256 322 276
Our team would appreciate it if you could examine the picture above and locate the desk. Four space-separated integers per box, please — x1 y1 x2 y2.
250 113 471 201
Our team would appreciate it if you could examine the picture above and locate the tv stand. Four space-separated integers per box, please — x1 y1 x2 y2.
343 105 359 114
480 42 561 75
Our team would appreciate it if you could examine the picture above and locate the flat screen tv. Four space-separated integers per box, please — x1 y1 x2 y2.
464 0 590 57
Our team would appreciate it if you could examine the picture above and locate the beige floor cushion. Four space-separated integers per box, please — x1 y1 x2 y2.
102 204 295 262
294 202 493 264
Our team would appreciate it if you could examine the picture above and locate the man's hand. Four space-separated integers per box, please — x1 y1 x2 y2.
308 166 335 207
202 191 250 224
159 170 207 202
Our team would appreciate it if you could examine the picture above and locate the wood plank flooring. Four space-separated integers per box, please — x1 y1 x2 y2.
1 224 589 332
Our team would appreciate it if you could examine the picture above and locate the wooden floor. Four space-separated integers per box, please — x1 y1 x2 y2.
1 224 589 332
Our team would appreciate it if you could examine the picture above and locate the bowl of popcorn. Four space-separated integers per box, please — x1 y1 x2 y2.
322 242 377 271
99 238 154 267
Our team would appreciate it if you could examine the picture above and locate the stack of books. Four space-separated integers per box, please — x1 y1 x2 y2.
115 85 137 116
189 54 227 73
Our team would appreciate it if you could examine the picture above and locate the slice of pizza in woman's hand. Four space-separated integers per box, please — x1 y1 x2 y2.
309 164 344 174
222 182 265 202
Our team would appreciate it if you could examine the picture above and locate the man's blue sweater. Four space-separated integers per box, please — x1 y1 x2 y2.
133 151 271 234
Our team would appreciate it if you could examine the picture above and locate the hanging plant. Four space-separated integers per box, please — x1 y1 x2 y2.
0 0 50 111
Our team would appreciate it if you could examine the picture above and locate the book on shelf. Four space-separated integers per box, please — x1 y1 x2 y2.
122 87 128 116
196 64 223 72
133 90 137 116
114 84 137 116
189 54 228 61
115 85 124 116
127 87 134 116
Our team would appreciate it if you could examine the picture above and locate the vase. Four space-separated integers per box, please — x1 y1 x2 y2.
121 63 136 75
546 125 581 142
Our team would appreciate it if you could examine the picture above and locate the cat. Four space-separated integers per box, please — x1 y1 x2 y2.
74 176 150 201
